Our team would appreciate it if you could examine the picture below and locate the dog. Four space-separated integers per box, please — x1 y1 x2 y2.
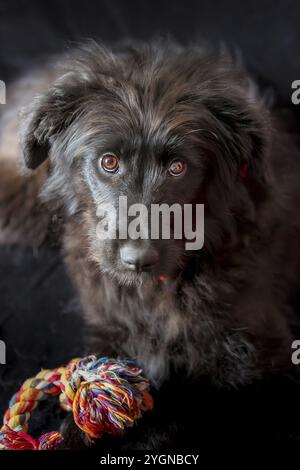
1 40 300 449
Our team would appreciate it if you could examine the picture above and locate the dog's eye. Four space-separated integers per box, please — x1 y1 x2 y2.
100 153 119 173
168 160 186 177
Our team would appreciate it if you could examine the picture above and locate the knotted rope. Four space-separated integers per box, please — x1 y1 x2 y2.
0 356 153 450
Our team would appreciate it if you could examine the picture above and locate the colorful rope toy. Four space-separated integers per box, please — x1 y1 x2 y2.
0 356 153 450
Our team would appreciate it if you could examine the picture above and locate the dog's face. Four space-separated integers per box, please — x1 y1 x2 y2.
21 43 269 285
72 113 205 285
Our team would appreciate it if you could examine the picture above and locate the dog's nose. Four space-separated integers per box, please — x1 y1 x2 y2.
120 244 159 271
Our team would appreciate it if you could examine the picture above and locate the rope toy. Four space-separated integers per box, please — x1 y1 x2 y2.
0 356 153 450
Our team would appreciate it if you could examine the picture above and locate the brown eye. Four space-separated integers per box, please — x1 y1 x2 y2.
168 160 186 177
101 153 119 173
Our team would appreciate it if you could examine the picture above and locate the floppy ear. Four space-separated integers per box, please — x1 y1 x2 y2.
203 94 270 184
18 81 88 217
20 76 89 170
20 43 119 171
21 93 53 170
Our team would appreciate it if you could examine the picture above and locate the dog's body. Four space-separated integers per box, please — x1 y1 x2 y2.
1 41 300 448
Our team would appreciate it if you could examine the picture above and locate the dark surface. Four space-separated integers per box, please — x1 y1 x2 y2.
0 0 300 452
0 246 84 430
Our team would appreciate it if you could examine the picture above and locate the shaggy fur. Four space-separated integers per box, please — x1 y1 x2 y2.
1 40 300 449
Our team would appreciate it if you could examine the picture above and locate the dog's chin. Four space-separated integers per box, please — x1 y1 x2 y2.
102 266 157 287
117 271 156 287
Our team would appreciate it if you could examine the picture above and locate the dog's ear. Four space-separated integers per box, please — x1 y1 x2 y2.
203 93 270 184
21 43 118 170
20 83 81 170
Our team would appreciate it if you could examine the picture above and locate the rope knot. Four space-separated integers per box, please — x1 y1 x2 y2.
61 356 153 439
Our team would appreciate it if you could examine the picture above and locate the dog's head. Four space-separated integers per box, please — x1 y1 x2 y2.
21 41 270 285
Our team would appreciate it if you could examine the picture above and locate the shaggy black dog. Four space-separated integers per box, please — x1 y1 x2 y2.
1 40 300 449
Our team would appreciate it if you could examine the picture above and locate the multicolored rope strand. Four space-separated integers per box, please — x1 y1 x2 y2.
0 356 153 450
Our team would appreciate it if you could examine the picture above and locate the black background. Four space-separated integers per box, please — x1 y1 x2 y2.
1 0 300 103
0 0 300 453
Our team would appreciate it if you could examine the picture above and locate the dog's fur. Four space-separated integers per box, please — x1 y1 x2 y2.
1 41 300 449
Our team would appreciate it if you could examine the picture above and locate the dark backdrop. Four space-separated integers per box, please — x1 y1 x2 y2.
1 0 300 452
1 0 300 103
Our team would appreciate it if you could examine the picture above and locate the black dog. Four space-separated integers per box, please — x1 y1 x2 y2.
1 40 300 449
